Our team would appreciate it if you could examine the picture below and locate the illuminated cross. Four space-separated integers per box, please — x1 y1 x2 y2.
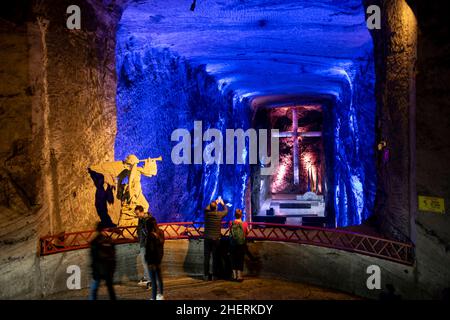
272 108 321 185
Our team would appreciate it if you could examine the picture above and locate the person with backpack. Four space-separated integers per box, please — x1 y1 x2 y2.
89 222 116 300
229 209 248 282
145 216 165 300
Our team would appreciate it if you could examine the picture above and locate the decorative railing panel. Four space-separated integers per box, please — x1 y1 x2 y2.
39 222 414 265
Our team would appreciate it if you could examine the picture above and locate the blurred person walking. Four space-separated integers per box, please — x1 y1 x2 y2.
89 223 116 300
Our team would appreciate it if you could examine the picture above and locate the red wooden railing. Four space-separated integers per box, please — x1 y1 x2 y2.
39 222 414 265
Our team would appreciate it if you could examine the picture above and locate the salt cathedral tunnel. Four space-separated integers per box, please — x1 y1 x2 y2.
115 0 377 227
1 0 450 301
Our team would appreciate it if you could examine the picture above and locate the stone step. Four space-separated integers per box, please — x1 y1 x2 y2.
279 203 312 209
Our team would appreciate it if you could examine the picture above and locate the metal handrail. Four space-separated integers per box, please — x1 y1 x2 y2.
39 221 414 265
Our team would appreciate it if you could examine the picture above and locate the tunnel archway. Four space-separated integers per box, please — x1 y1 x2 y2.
114 0 377 228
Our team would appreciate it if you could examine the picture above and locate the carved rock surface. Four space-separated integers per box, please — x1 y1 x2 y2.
116 0 377 226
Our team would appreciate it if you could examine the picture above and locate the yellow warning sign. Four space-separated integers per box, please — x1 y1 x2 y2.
418 196 445 213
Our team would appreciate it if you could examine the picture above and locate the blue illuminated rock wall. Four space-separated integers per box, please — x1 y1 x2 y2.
115 0 377 227
323 55 377 227
115 42 376 227
115 40 250 222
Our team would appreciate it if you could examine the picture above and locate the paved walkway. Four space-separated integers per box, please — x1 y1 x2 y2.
46 277 359 300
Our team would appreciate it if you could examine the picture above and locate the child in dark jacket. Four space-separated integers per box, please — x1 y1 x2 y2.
145 216 165 300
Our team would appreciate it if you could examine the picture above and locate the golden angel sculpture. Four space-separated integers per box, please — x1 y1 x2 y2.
89 154 161 226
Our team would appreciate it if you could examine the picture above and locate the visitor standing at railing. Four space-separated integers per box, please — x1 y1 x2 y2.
89 222 116 300
145 216 165 300
203 196 228 281
135 205 151 287
229 209 248 282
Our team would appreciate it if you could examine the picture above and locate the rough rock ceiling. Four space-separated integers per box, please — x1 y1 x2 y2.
118 0 374 102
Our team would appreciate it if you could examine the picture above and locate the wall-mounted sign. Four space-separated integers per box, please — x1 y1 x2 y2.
418 196 445 214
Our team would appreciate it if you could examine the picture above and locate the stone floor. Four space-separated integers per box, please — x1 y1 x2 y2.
46 276 360 300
